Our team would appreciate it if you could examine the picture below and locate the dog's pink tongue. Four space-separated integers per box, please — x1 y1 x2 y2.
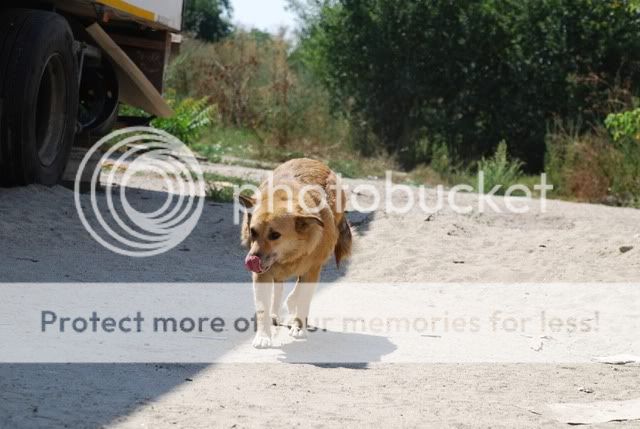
244 255 263 273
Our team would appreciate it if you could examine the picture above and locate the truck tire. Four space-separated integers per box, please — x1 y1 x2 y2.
0 9 79 186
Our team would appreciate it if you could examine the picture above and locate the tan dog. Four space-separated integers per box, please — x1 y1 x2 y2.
239 158 352 348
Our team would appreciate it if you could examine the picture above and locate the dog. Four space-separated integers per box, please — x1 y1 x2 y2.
238 158 352 348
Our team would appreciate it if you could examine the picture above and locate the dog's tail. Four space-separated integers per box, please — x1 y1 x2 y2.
335 215 352 268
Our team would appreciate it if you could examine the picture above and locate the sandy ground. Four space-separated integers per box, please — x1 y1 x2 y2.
1 364 638 428
1 159 639 427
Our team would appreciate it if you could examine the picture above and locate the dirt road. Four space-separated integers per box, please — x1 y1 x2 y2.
1 163 639 427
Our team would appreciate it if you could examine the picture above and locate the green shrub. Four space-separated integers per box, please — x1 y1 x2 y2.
402 137 472 186
477 141 523 194
419 138 458 178
545 124 640 206
120 97 216 145
545 128 610 202
605 135 640 206
182 0 232 42
166 35 344 146
301 0 640 169
605 108 640 141
152 97 217 145
544 121 581 196
164 34 399 174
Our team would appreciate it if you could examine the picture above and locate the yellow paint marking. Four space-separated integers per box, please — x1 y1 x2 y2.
98 0 156 22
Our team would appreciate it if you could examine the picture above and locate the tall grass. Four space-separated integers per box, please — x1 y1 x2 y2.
166 33 349 150
165 32 394 176
477 141 523 195
120 96 216 145
152 97 217 144
545 122 640 207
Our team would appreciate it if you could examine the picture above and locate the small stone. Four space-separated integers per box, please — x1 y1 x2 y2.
620 246 634 254
530 340 544 352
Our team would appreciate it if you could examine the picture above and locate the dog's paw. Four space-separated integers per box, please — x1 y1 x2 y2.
289 325 307 339
286 315 305 327
271 314 281 326
252 333 272 349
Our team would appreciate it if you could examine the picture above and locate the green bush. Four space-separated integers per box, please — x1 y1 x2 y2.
182 0 232 42
300 0 640 170
165 34 382 170
605 108 640 141
608 136 640 206
477 141 523 195
152 97 217 145
544 122 581 197
545 124 640 206
596 110 640 204
120 97 216 145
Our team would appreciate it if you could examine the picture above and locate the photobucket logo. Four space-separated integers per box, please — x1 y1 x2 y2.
233 170 553 224
375 171 554 215
74 127 205 257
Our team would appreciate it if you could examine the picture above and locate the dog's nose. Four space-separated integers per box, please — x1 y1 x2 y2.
250 251 262 259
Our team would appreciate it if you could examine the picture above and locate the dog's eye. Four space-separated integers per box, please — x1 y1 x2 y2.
250 228 258 240
268 231 281 241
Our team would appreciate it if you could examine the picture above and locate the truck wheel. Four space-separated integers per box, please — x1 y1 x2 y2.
0 9 79 186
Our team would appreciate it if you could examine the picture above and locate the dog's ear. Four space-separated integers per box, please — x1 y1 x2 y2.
240 212 252 248
238 194 255 209
295 214 324 232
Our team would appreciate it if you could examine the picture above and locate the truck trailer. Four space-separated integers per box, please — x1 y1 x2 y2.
0 0 184 186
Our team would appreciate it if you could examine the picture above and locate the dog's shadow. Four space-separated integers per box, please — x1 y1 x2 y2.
274 209 387 367
276 328 396 368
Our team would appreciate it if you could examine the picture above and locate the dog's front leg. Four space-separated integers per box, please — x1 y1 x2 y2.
252 274 273 348
271 282 284 326
288 266 321 339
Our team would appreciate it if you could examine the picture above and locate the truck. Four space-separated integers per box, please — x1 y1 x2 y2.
0 0 184 186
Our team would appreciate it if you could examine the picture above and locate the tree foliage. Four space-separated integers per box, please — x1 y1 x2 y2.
183 0 233 42
297 0 640 170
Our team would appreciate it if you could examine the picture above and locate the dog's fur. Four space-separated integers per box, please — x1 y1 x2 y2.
239 158 352 348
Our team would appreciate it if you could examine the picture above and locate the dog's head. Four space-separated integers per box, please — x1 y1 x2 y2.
239 191 324 274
